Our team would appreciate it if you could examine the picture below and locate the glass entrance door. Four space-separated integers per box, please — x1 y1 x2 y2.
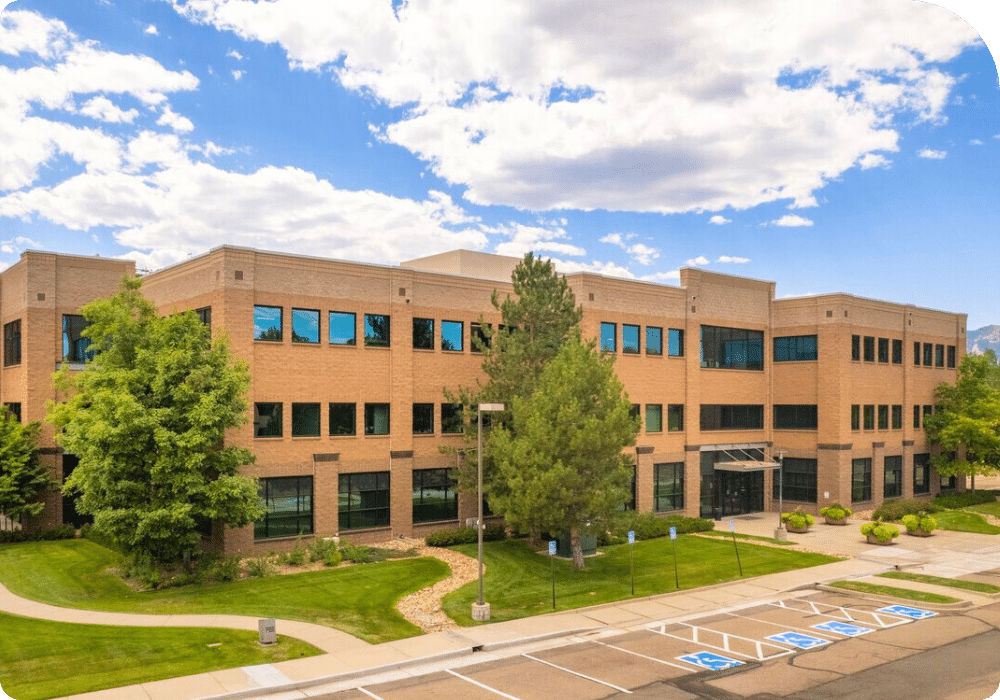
716 470 764 517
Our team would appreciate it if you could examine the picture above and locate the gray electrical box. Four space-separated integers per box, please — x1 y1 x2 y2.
258 618 276 645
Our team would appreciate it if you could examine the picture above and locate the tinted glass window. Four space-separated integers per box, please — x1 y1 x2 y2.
412 318 434 349
253 306 282 342
329 403 356 435
365 314 390 347
646 326 662 355
291 308 319 343
329 312 356 345
441 320 463 351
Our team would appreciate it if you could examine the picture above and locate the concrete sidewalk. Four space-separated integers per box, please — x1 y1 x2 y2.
8 514 999 700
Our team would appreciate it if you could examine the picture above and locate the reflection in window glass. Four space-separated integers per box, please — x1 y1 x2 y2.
646 326 662 356
364 403 390 435
62 314 95 362
412 468 458 523
339 472 390 530
622 324 640 354
291 403 321 436
291 308 319 344
601 322 616 352
365 314 390 347
413 318 434 349
645 404 663 432
329 403 356 435
255 476 312 539
329 312 356 345
254 306 282 342
441 403 463 433
254 402 282 437
654 463 684 511
412 403 434 434
441 320 463 351
668 328 684 357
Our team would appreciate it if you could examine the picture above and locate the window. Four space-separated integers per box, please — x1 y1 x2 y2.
195 306 212 328
329 403 356 436
923 405 933 421
863 405 874 430
939 465 957 491
629 403 640 422
892 339 902 364
773 457 817 503
471 322 490 353
62 314 94 362
4 403 21 423
291 308 320 344
913 341 920 365
441 320 463 351
254 402 282 437
923 342 933 366
913 453 930 494
773 405 818 430
622 324 640 354
441 403 463 434
253 305 282 342
339 472 390 530
700 325 763 370
255 476 312 539
699 405 764 430
412 403 434 434
412 468 458 523
851 405 860 431
601 322 616 352
667 404 684 432
852 335 861 361
947 345 956 368
913 405 921 429
646 326 662 356
291 403 320 437
623 466 637 511
365 314 390 347
891 405 902 430
654 463 684 512
668 328 685 357
877 404 889 430
935 344 944 367
329 312 356 345
412 318 434 350
877 338 889 363
884 456 902 498
364 403 390 435
863 336 875 362
645 404 663 432
773 335 817 362
851 458 872 503
3 320 21 366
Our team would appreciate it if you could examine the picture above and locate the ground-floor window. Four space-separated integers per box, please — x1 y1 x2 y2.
851 458 871 503
773 457 817 503
256 476 313 539
937 452 957 491
621 466 637 510
412 468 458 523
339 471 390 530
883 455 902 498
654 462 684 512
913 453 930 494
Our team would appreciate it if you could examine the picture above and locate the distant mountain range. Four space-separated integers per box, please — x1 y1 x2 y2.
968 325 1000 356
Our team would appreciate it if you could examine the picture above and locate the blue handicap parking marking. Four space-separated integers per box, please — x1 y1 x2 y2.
766 631 830 649
677 651 744 671
812 621 872 637
877 605 937 619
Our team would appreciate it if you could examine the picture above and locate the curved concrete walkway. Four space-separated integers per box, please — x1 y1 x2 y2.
0 580 368 655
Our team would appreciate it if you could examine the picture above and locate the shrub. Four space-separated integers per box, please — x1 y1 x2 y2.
873 498 941 521
123 552 162 589
80 522 120 551
0 524 77 544
484 522 508 542
819 503 852 520
781 508 815 529
309 537 339 563
933 491 998 509
861 520 900 543
246 557 273 578
425 526 478 547
607 512 714 543
322 549 343 566
901 512 938 533
211 555 243 581
285 537 307 566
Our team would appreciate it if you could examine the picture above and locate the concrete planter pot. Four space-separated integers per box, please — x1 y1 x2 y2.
905 528 934 537
866 534 895 545
786 525 810 534
824 517 848 526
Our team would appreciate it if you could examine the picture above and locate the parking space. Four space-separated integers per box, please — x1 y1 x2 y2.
326 592 947 700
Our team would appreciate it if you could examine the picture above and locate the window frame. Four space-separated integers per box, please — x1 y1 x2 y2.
622 324 640 354
329 311 357 346
852 335 861 361
654 462 684 512
255 476 313 539
600 322 616 353
364 313 391 347
471 322 491 353
851 458 872 503
883 455 903 499
773 404 818 430
339 471 390 531
62 314 95 362
923 342 933 366
935 344 944 367
291 402 321 437
891 404 902 430
254 402 283 438
947 345 956 368
645 326 663 356
699 404 765 431
851 404 860 431
412 317 434 350
645 404 663 433
364 403 391 436
913 453 931 494
773 457 818 503
773 335 818 362
668 328 685 357
877 337 889 363
892 339 903 364
412 403 434 434
3 319 21 367
412 468 458 523
291 308 320 344
441 319 464 352
441 403 463 434
700 325 764 371
877 404 889 430
329 402 356 436
253 305 283 342
667 404 684 432
863 404 874 430
863 336 875 362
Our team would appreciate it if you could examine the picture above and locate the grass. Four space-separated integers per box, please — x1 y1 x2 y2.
0 612 320 700
828 580 961 604
933 510 1000 535
964 501 1000 518
695 530 795 546
877 571 1000 594
0 539 449 644
442 536 838 625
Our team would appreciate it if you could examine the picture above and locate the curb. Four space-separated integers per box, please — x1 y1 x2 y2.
815 583 973 610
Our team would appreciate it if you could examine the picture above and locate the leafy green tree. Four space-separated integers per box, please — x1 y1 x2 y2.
0 408 50 529
488 337 639 569
924 350 1000 490
47 277 263 562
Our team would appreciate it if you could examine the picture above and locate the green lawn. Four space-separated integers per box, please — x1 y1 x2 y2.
0 613 320 700
0 540 449 643
934 510 1000 535
964 501 1000 518
695 530 795 546
828 580 961 604
442 537 838 625
878 571 1000 594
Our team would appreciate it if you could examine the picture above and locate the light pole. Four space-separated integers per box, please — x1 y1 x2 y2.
774 449 787 541
472 402 504 622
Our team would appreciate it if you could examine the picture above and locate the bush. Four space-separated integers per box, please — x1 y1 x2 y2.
80 522 120 551
322 549 343 566
781 508 815 529
860 521 900 543
309 537 339 563
0 524 77 544
933 491 998 509
901 512 938 533
123 552 162 589
211 555 243 581
246 557 273 578
873 498 941 521
606 512 714 543
819 503 852 520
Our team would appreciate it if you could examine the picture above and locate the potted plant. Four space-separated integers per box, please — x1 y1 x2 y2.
901 512 937 537
781 507 815 533
819 503 852 525
860 520 899 545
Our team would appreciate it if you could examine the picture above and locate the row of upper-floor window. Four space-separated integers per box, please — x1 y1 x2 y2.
850 404 936 431
851 335 956 368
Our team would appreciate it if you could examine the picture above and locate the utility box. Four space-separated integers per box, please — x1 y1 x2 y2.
556 531 597 558
258 618 276 645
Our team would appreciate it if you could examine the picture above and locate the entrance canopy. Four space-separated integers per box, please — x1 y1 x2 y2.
701 443 780 472
714 460 780 472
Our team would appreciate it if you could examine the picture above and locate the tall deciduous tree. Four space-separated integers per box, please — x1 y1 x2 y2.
0 408 50 530
47 277 263 561
488 337 639 569
924 350 1000 490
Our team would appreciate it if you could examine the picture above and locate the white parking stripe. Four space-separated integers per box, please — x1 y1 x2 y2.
522 653 633 694
592 639 697 673
356 687 384 700
445 668 523 699
719 610 840 641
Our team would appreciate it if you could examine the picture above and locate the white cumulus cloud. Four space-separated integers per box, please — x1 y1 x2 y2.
773 215 814 227
918 148 947 159
685 255 710 266
858 153 891 169
144 24 159 35
717 255 750 264
709 215 731 225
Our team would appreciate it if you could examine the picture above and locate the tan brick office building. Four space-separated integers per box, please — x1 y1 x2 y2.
0 246 967 554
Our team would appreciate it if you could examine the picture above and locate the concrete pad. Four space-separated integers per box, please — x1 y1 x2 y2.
203 667 261 693
683 588 745 606
707 660 842 696
368 671 500 700
533 641 684 690
615 599 690 620
385 631 470 659
141 673 232 700
576 606 645 626
335 643 412 671
792 637 919 674
465 655 616 700
869 615 990 650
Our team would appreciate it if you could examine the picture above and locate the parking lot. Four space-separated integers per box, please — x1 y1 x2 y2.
313 590 1000 700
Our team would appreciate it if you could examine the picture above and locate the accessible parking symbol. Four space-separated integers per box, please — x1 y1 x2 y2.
812 621 872 637
877 605 937 619
678 651 744 670
766 631 830 649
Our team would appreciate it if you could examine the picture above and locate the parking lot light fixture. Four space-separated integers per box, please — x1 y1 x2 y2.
473 402 504 622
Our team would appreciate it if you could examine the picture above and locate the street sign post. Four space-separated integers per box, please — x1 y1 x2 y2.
548 540 557 609
729 519 743 577
628 530 635 595
669 526 679 589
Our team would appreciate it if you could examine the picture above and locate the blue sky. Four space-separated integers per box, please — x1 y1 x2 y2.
0 0 997 328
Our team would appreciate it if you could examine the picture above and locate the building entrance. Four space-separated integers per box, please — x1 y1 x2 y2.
699 448 768 519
